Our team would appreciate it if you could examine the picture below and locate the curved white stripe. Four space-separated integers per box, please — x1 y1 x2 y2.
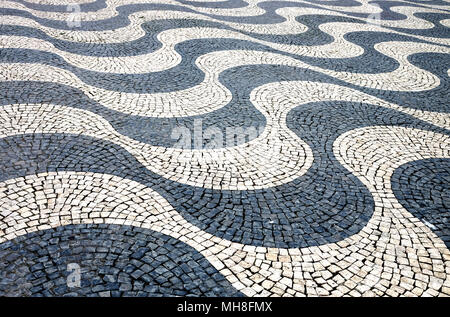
0 10 308 43
0 45 445 119
0 103 313 190
5 0 447 27
0 0 266 21
0 171 253 293
250 81 450 130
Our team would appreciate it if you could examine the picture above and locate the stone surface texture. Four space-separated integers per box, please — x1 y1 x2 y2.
0 0 449 297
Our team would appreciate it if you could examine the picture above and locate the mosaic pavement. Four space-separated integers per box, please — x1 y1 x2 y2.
0 0 449 297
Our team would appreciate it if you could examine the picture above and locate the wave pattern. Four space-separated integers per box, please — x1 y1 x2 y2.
0 0 449 297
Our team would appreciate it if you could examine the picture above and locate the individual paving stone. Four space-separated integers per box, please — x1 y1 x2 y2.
0 224 243 297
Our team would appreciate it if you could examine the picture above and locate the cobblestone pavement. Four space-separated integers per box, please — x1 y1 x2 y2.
0 0 449 297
